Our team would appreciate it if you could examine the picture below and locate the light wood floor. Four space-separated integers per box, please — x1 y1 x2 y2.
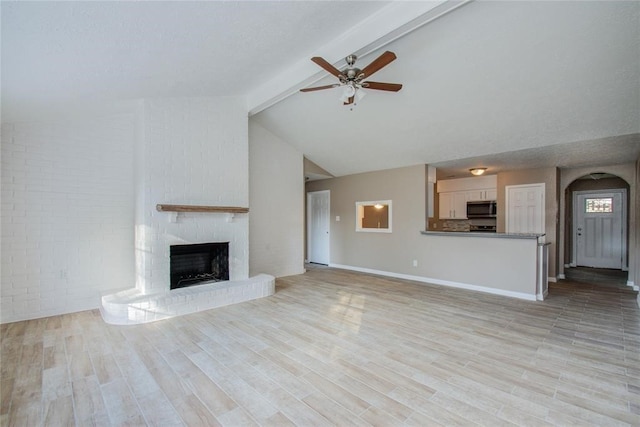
2 266 639 426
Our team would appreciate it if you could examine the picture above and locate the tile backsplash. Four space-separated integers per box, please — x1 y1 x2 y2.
440 219 471 232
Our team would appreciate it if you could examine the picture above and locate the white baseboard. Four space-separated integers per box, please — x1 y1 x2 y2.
537 289 549 301
329 263 537 301
557 273 566 280
627 280 638 291
548 277 557 283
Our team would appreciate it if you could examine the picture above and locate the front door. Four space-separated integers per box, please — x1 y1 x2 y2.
574 190 625 269
307 190 330 265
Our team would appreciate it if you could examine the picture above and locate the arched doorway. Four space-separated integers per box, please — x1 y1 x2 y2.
563 172 630 285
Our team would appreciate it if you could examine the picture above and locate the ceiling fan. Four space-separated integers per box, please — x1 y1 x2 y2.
300 51 403 105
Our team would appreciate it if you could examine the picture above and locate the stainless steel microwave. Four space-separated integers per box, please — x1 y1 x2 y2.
466 200 497 218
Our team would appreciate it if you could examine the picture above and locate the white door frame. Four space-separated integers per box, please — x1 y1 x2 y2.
306 190 330 265
571 189 627 270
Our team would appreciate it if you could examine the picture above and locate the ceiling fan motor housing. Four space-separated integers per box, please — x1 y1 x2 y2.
345 68 361 80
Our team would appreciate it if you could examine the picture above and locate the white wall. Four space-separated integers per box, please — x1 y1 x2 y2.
248 120 304 278
1 96 251 322
305 164 539 299
1 115 136 322
135 97 249 294
306 165 427 273
635 158 640 298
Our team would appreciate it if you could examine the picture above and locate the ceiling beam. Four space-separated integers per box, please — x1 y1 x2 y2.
246 0 471 116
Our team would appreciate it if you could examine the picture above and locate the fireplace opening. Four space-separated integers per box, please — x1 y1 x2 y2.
170 242 229 290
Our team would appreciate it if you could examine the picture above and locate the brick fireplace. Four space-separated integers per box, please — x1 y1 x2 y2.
99 97 274 324
133 97 250 295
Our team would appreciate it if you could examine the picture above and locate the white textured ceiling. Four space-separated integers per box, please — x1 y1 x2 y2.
253 0 640 177
2 1 639 177
431 134 640 180
1 0 389 120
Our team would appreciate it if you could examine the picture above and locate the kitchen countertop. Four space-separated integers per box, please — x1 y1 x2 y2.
421 230 545 239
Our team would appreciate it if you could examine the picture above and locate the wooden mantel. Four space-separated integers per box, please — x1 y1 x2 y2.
156 204 249 214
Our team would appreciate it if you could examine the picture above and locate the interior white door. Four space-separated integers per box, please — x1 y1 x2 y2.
574 191 625 269
506 184 545 236
307 190 330 265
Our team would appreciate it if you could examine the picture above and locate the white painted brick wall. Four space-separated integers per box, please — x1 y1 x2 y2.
1 115 136 323
2 97 250 323
135 97 249 295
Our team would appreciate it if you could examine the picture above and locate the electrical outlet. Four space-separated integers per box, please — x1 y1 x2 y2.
336 216 340 222
412 260 418 267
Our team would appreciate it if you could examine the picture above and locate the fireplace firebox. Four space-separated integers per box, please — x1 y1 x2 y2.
170 242 229 290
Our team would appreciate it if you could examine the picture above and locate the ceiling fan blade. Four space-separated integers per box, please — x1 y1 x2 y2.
343 96 354 105
361 81 403 92
300 84 340 93
360 51 397 79
311 56 343 78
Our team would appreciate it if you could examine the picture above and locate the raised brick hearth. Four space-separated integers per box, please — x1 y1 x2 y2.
100 274 274 325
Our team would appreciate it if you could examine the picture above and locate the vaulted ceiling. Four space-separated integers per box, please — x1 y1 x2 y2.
2 1 639 178
252 1 640 178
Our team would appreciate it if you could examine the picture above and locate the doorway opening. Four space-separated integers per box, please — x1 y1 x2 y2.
564 172 629 284
564 267 628 288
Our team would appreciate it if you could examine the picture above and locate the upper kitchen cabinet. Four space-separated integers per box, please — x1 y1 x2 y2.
437 175 497 195
437 175 497 219
466 188 497 202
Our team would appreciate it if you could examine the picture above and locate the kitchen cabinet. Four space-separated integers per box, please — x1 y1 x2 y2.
437 175 497 219
439 192 468 219
465 188 497 202
437 175 496 193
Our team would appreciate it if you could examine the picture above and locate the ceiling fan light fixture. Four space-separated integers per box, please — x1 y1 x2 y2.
470 168 487 176
339 84 357 103
343 84 356 97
